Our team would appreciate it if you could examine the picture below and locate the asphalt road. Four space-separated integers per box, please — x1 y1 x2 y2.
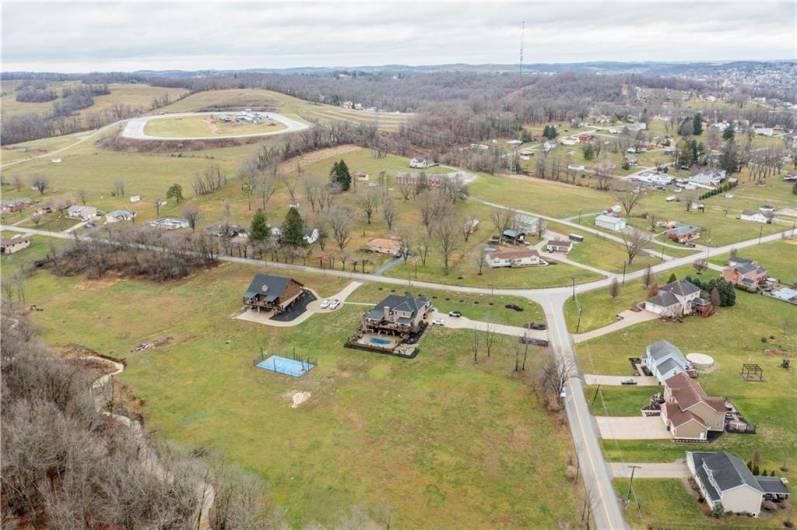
121 111 311 141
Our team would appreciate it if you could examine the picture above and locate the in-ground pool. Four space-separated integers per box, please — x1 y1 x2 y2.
369 337 392 346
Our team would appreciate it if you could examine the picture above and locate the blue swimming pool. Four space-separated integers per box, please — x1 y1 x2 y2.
369 337 392 346
256 355 314 377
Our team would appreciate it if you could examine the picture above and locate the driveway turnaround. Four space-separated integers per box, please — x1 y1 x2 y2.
583 374 659 386
573 310 659 343
595 416 671 440
609 461 690 479
428 311 548 341
121 112 311 140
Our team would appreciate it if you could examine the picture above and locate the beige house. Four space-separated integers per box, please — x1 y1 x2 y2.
1 236 31 255
645 279 704 317
661 372 725 441
687 452 789 517
363 292 431 335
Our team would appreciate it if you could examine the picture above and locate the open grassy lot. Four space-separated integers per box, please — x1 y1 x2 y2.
143 114 288 138
0 235 65 283
20 212 81 232
613 478 789 529
1 131 88 163
346 282 544 327
468 172 613 219
585 385 656 416
710 238 797 285
21 263 581 528
565 280 653 333
577 292 797 494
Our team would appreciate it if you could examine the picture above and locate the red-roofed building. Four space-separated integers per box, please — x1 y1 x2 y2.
661 372 726 441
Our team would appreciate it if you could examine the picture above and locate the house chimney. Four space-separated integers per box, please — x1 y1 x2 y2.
383 305 390 319
261 285 269 293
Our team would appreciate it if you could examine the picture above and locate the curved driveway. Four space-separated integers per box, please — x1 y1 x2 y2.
121 112 311 141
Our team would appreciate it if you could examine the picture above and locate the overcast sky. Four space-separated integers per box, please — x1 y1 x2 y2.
2 1 796 72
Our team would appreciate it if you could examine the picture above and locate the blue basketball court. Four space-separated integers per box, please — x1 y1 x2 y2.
256 355 314 377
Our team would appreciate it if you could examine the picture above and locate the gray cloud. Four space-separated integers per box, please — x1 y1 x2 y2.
2 1 795 71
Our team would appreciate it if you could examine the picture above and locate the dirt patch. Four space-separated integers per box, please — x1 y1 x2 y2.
73 277 122 291
763 348 796 358
286 391 312 408
131 336 173 353
344 408 365 432
783 238 797 246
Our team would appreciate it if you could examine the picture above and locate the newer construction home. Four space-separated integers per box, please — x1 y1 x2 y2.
661 372 725 441
722 258 768 292
687 452 790 517
243 274 306 314
362 292 432 336
485 248 547 268
645 279 710 317
643 339 691 384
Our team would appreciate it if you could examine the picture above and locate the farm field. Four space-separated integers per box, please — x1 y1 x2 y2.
345 282 545 327
0 131 87 164
576 292 796 495
1 82 188 121
21 263 581 528
143 114 288 138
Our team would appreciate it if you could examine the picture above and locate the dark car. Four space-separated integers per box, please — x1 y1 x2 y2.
448 310 462 318
621 378 638 385
505 303 523 312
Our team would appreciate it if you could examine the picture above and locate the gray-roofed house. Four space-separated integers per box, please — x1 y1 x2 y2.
243 274 305 313
362 292 432 335
645 279 704 317
687 452 789 516
643 339 691 384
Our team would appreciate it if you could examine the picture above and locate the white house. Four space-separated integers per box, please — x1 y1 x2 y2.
739 210 773 224
643 339 690 384
409 158 435 169
754 127 774 137
130 195 142 203
303 228 319 245
686 452 788 517
689 169 726 189
485 249 547 268
105 209 136 223
67 205 98 221
149 218 190 230
594 214 626 232
635 171 673 186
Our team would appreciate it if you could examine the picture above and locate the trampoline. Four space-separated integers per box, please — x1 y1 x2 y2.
256 355 314 377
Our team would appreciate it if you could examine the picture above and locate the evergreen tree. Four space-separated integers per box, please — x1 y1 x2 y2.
692 114 703 135
719 140 739 173
329 160 352 191
250 209 269 242
667 273 677 284
281 207 305 246
722 125 735 141
166 183 184 203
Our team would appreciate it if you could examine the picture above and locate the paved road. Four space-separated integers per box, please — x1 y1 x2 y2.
121 112 311 141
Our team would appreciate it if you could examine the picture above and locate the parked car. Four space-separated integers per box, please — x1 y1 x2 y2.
621 378 638 385
319 300 330 309
524 322 546 330
560 387 567 398
328 299 341 310
448 310 462 318
432 319 445 326
505 303 523 312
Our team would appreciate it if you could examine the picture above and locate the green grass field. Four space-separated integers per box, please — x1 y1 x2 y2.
20 263 581 528
564 280 653 333
585 385 656 416
143 114 288 138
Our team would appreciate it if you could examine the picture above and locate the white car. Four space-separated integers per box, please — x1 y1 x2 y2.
328 299 341 310
432 319 445 326
319 300 330 309
560 387 567 399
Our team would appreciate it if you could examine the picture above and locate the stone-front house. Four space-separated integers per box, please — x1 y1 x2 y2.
645 279 705 317
362 292 431 335
722 259 768 292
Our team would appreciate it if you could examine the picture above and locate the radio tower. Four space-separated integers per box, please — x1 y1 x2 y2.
519 21 525 76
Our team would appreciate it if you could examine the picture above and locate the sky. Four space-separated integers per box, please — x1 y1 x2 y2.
2 1 796 72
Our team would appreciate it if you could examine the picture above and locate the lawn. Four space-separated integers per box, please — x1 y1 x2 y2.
564 280 653 333
143 114 288 138
584 385 656 416
346 282 544 327
710 238 797 286
0 235 65 283
576 292 797 495
21 263 582 528
20 212 81 232
613 478 790 529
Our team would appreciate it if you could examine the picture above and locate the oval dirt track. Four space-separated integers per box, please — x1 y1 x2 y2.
121 111 311 141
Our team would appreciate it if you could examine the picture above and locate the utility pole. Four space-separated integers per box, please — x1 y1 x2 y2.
622 261 627 284
571 276 576 300
758 225 763 245
626 464 642 506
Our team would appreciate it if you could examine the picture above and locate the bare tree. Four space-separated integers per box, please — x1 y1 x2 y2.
239 159 259 211
434 214 462 275
471 329 480 363
258 168 280 210
415 236 431 267
31 174 49 195
621 228 651 265
614 186 645 217
358 189 380 225
397 182 412 201
183 206 200 233
490 207 514 238
539 357 574 400
609 277 620 299
382 197 396 230
114 178 126 197
326 205 353 250
77 188 88 206
484 323 497 357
